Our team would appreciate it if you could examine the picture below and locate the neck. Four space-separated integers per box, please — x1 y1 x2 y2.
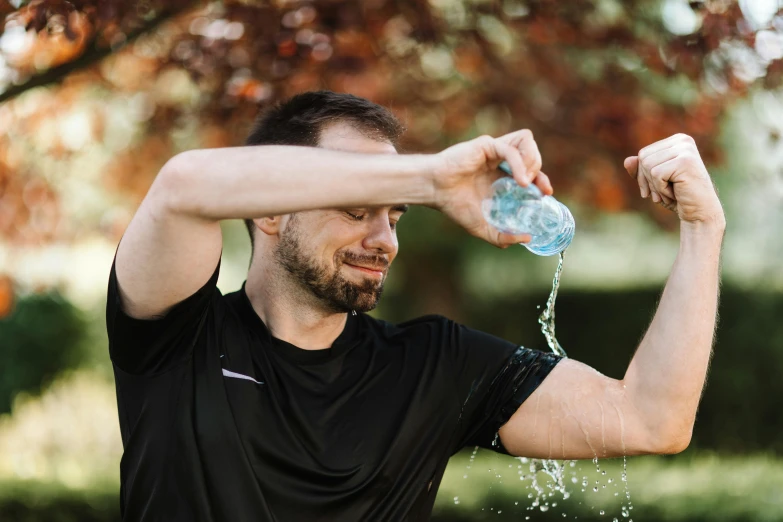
245 261 349 350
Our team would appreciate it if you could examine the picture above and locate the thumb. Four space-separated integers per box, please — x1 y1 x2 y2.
624 156 639 176
495 231 532 248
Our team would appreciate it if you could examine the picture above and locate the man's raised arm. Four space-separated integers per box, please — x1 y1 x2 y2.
115 145 435 319
113 127 550 320
498 134 725 459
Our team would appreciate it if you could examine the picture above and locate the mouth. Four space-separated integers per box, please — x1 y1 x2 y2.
344 263 385 278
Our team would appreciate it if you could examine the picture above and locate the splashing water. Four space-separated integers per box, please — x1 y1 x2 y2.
516 251 634 519
519 252 573 514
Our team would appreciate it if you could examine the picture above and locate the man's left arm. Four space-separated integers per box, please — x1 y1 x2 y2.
499 133 726 459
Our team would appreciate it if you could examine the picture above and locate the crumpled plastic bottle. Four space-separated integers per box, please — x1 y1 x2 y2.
482 161 575 256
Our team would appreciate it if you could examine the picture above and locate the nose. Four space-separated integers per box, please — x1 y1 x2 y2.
362 214 397 255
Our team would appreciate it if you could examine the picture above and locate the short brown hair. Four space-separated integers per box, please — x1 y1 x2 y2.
243 91 405 251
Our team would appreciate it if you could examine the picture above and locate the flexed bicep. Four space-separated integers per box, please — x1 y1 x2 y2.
497 358 683 460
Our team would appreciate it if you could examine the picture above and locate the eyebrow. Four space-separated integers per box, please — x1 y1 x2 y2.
391 204 409 214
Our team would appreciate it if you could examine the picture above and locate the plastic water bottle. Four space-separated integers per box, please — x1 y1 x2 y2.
482 161 575 256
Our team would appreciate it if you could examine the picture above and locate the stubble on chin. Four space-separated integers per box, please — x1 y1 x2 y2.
274 225 386 313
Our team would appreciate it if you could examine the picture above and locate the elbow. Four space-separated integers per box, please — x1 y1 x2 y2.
648 427 693 455
151 151 196 216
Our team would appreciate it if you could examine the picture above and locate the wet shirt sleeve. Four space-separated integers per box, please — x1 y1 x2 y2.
105 253 221 375
445 319 563 455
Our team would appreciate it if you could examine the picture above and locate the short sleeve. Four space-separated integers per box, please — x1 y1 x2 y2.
446 320 562 454
105 254 221 375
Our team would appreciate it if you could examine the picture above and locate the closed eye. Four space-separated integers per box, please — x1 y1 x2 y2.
345 211 365 221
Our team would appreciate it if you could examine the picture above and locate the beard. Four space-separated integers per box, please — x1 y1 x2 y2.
273 215 388 313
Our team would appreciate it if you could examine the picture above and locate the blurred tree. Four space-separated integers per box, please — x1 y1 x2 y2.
0 0 781 316
0 290 87 414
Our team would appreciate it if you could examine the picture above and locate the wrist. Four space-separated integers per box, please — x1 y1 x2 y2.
680 213 726 250
417 153 447 209
681 211 726 235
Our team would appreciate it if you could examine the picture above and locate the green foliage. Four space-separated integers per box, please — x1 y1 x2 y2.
433 451 783 521
0 480 118 522
4 453 783 521
0 292 88 414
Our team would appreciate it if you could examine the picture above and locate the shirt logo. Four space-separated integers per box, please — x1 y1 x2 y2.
221 368 264 385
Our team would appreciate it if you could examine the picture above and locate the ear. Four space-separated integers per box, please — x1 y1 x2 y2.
254 216 283 236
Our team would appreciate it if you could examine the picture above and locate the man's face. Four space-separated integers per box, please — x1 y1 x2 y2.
273 122 406 313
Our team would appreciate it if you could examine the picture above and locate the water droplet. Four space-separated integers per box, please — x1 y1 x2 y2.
600 510 605 515
593 487 598 492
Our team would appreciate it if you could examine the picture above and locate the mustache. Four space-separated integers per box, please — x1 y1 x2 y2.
340 251 389 271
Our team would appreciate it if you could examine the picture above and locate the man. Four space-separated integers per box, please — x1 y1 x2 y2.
106 91 724 521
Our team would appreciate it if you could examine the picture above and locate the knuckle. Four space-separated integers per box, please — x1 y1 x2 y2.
678 151 697 164
677 133 695 144
519 129 534 140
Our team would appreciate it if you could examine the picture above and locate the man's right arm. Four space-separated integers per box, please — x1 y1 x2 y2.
114 145 438 319
115 131 549 320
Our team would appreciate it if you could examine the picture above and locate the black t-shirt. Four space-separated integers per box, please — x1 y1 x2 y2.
106 255 561 522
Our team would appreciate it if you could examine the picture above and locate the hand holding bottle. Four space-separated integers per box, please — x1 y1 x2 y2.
432 129 553 249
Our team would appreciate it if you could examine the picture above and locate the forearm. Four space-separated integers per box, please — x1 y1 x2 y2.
623 218 725 449
157 145 438 220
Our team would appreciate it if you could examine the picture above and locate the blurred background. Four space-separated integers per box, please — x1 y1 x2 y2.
1 0 782 520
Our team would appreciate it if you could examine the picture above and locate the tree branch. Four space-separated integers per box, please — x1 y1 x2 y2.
0 5 193 105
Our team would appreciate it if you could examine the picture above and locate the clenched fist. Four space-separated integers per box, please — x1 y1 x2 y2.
624 134 725 226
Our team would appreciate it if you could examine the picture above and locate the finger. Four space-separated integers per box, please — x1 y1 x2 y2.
624 156 639 176
499 129 542 178
625 156 650 197
638 133 692 159
497 231 532 246
642 145 680 168
658 192 676 208
646 173 675 200
518 133 542 177
533 171 553 195
649 163 678 200
642 149 680 199
638 154 673 200
637 171 651 198
493 141 529 186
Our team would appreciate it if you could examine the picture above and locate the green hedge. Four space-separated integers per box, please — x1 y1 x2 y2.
4 453 783 521
0 293 87 415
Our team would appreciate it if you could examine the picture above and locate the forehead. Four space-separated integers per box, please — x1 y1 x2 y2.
318 121 398 155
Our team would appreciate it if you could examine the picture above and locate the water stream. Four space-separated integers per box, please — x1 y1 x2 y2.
522 251 633 519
